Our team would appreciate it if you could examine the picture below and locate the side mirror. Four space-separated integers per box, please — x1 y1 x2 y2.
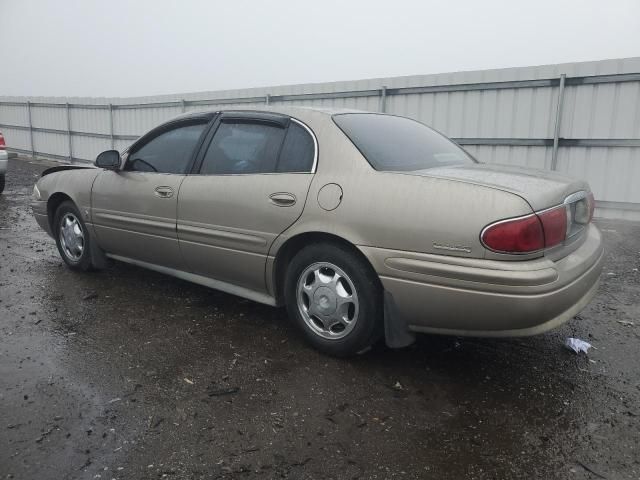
95 150 121 170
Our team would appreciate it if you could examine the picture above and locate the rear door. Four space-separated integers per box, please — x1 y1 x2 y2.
92 117 211 269
177 112 317 293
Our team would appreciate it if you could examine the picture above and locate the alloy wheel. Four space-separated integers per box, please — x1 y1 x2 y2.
59 213 85 261
296 262 359 340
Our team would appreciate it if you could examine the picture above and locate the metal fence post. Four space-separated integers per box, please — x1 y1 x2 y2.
380 86 387 113
265 94 271 105
27 101 35 159
181 99 186 113
108 103 115 149
551 74 566 170
66 102 73 163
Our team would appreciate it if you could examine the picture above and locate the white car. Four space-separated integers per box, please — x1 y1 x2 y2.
0 131 7 193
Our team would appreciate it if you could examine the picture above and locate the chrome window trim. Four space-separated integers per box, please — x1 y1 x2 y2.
290 117 319 174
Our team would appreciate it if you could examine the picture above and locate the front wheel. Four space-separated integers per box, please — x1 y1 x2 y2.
284 243 383 356
53 200 95 271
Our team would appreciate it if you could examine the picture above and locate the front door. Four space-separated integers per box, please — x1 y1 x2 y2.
92 118 210 269
177 112 317 293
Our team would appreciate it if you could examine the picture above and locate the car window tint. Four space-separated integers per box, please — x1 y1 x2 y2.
125 122 207 174
333 113 475 172
276 122 315 172
200 121 286 175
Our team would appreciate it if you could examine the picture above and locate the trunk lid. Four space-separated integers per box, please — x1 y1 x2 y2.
412 163 589 211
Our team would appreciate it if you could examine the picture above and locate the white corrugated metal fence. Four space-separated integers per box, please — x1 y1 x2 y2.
1 57 639 219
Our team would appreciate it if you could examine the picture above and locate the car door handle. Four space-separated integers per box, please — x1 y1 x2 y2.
269 192 296 207
154 186 174 198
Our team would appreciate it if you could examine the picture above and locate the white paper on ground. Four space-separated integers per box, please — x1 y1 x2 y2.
565 337 592 354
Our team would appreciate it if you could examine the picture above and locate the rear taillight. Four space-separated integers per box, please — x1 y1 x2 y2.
482 191 594 255
0 133 5 150
482 206 568 254
481 215 545 253
538 206 567 248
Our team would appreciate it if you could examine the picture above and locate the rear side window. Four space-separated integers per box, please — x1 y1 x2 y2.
333 113 475 171
276 122 315 172
125 122 207 174
200 122 286 175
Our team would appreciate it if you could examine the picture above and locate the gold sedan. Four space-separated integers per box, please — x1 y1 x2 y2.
31 107 603 356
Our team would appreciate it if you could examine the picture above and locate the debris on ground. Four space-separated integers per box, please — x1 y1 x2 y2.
149 416 164 429
617 320 635 326
207 386 239 397
576 460 608 479
35 427 55 443
565 338 593 354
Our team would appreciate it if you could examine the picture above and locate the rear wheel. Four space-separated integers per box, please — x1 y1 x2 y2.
0 174 5 194
284 243 383 356
53 200 94 271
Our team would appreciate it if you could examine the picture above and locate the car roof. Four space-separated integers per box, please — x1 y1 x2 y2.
171 105 367 122
127 106 371 153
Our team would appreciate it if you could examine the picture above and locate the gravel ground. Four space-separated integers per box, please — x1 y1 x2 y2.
1 157 639 480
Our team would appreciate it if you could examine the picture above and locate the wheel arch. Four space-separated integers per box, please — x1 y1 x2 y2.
46 191 108 270
271 231 380 306
47 192 74 232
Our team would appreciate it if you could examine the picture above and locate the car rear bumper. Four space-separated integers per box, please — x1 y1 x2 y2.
361 224 604 337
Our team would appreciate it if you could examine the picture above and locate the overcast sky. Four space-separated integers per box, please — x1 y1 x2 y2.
2 0 639 98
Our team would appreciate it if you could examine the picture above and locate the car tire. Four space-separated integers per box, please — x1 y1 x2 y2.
53 200 95 271
284 243 383 356
0 174 5 194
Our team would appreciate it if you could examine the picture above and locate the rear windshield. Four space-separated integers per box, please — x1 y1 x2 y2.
333 113 475 171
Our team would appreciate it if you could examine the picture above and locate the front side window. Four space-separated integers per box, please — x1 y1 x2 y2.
125 122 207 174
333 113 475 172
200 122 286 175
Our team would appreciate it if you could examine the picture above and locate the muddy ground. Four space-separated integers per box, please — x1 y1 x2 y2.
1 157 639 480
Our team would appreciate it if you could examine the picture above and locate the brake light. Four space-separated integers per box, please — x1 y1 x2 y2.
538 206 567 248
481 215 545 253
482 192 595 254
0 133 5 150
482 206 569 254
